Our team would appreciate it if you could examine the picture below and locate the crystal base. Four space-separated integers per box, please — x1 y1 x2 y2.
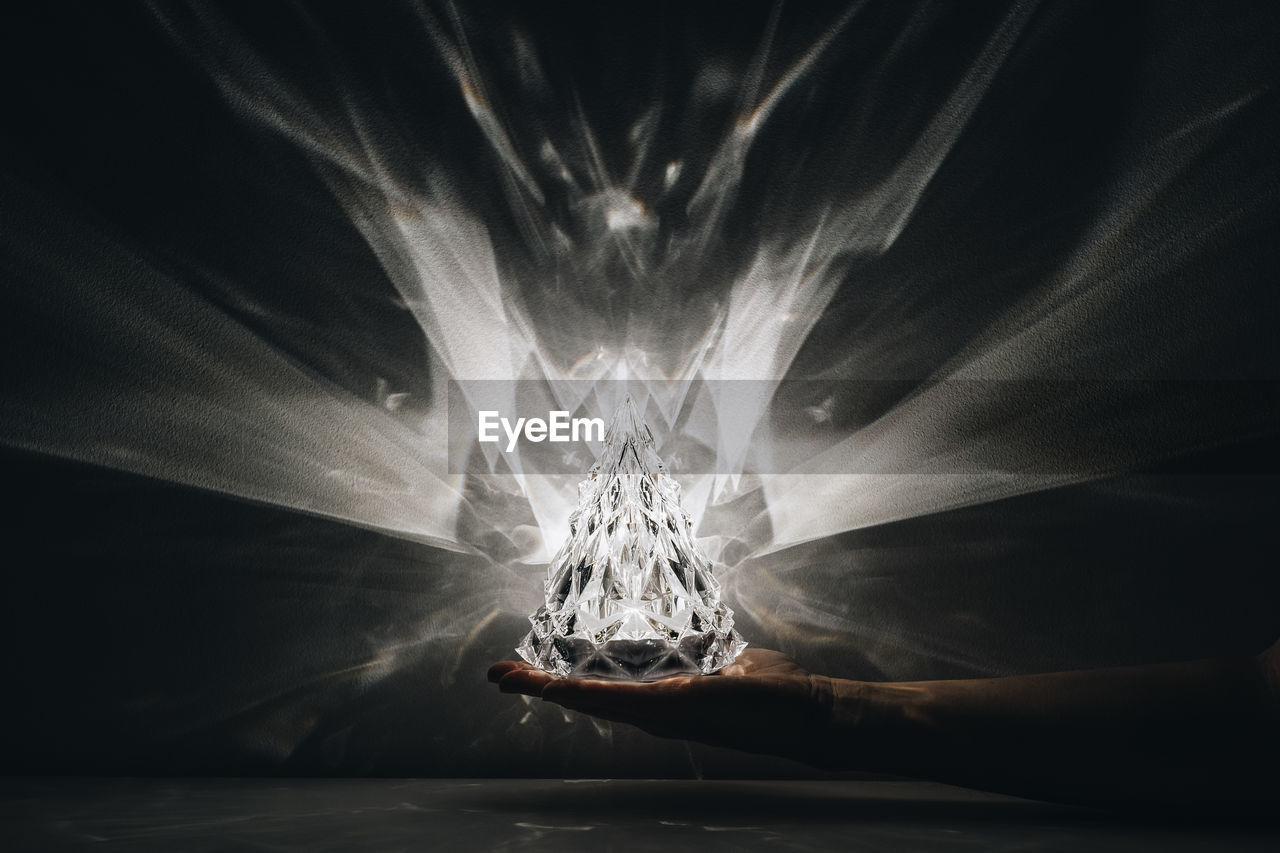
517 617 746 680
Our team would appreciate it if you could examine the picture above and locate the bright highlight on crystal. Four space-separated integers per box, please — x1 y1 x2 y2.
517 396 747 679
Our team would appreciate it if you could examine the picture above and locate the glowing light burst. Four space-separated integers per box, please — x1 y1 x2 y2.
2 0 1276 732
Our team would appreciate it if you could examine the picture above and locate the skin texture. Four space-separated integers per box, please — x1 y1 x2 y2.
491 650 840 767
491 640 1280 810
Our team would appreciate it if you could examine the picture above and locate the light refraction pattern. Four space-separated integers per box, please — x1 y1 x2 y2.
1 0 1277 774
518 397 745 679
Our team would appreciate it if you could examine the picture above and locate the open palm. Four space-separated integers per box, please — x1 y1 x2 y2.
489 649 836 765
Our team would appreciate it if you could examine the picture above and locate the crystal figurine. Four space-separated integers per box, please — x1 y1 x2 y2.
516 395 747 680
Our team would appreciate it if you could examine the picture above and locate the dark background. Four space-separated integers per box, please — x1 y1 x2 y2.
0 0 1277 778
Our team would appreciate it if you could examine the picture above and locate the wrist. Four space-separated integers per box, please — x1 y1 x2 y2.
823 678 938 773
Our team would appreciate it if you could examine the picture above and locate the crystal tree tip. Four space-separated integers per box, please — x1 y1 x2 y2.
517 395 746 680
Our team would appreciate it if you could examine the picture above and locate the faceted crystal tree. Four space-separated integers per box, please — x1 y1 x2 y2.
517 396 746 680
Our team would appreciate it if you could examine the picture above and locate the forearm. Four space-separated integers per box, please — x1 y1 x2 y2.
824 651 1280 808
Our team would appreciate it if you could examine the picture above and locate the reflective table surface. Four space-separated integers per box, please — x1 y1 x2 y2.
3 777 1277 851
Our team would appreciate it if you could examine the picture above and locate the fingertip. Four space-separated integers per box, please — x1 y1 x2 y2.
488 660 524 683
499 668 553 696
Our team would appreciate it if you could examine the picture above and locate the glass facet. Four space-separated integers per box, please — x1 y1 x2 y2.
516 396 747 679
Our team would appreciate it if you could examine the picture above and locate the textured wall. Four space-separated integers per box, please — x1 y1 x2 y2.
1 0 1277 776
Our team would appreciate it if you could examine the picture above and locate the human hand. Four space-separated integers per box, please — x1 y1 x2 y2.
488 649 840 767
